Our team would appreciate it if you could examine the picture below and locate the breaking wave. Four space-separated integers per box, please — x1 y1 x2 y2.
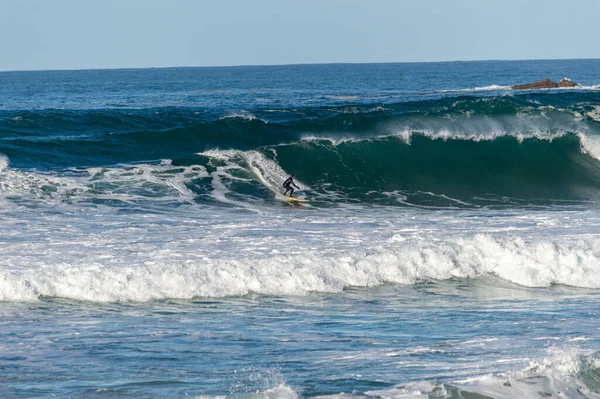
4 131 600 208
193 348 600 399
2 92 600 207
2 233 600 302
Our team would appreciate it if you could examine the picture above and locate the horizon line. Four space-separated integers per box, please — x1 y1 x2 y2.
1 57 599 74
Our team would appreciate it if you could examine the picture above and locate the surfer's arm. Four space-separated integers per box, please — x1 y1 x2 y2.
293 183 299 189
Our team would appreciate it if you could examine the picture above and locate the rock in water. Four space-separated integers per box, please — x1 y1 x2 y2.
512 78 580 90
512 78 557 90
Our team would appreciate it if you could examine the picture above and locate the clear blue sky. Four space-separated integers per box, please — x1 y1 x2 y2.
1 0 599 71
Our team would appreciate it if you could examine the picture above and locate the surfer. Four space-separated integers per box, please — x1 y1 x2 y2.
283 174 299 197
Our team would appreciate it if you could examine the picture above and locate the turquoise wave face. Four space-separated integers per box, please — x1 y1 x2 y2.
270 134 600 204
178 133 600 208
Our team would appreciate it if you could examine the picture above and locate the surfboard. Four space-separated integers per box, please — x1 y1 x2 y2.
286 196 308 203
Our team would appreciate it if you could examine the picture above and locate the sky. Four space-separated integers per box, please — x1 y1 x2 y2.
0 0 599 71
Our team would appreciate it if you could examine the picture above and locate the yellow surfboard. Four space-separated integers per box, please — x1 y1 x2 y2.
286 196 308 203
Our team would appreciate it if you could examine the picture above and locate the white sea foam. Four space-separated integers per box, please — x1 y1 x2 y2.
197 150 256 206
193 384 299 399
531 85 600 91
579 134 600 161
0 147 312 210
0 155 9 195
3 231 600 303
301 119 600 163
198 149 309 202
240 150 298 199
302 103 593 143
441 84 512 93
302 128 595 151
0 160 205 206
324 95 361 101
586 105 600 122
301 348 600 399
391 128 591 149
0 154 8 170
446 348 599 399
445 79 600 93
219 110 265 122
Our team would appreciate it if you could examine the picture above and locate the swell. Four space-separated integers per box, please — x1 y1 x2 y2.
1 93 600 207
0 109 298 168
1 92 600 169
2 133 600 208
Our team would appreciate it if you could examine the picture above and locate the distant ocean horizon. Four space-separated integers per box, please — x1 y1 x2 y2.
1 58 600 398
3 56 600 73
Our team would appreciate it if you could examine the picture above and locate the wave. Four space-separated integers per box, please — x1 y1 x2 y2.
366 348 600 399
2 92 600 207
196 131 600 207
0 109 298 169
192 348 600 399
442 348 600 399
2 233 600 302
442 83 600 93
1 92 600 169
272 132 600 204
3 131 600 208
355 348 600 399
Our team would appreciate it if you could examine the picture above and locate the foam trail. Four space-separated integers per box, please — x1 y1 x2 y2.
198 149 265 208
240 150 308 199
200 149 309 200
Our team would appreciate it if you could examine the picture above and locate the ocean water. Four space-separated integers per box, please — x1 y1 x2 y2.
1 59 600 398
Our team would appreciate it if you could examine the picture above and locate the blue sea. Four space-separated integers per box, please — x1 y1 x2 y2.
1 60 600 398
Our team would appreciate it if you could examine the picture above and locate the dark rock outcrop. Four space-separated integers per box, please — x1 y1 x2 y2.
557 78 580 88
512 78 580 90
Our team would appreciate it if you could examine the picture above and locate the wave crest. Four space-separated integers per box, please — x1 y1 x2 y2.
3 234 600 302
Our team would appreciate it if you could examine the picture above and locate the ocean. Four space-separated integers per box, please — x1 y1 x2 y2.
1 59 600 398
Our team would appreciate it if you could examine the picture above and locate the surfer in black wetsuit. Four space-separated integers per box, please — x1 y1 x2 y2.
283 174 299 197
